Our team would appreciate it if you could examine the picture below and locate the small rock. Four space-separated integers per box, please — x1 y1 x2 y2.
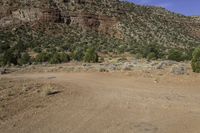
154 78 159 83
122 62 132 71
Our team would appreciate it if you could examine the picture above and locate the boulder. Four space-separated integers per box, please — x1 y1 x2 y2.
170 65 187 75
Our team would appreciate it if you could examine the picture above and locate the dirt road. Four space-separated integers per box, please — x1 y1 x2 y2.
1 72 200 133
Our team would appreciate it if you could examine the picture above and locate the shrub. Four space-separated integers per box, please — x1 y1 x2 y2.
59 53 70 63
72 48 84 61
36 52 50 62
49 53 61 64
33 47 42 53
18 52 31 65
168 50 184 62
142 44 162 59
0 43 10 53
49 52 70 64
1 50 16 66
191 48 200 73
117 45 127 53
83 48 99 63
35 52 70 64
184 49 194 60
147 52 156 61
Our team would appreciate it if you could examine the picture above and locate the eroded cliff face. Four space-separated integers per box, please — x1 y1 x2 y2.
0 0 123 38
69 13 122 38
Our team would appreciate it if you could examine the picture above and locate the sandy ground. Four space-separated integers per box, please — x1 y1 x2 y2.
1 71 200 133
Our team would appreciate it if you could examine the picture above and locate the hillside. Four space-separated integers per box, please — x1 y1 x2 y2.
1 0 200 66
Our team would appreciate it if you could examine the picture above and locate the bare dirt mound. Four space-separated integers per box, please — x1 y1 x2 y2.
1 72 200 133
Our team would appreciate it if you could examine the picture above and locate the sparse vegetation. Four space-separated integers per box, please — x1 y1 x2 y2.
141 44 163 60
168 50 184 62
191 48 200 73
36 52 50 63
36 52 70 64
84 48 99 63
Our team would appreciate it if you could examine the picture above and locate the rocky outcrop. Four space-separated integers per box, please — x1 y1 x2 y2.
68 12 123 38
12 8 43 22
0 0 120 39
41 9 66 23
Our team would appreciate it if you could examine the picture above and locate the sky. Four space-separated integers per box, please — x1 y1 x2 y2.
127 0 200 16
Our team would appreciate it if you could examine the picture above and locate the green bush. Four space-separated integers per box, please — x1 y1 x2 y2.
59 53 70 63
36 52 70 64
184 49 194 60
36 52 50 62
168 50 184 62
147 52 156 61
33 47 42 53
142 44 162 59
49 53 61 64
191 48 200 73
1 50 17 66
18 52 31 65
83 48 99 63
72 48 84 61
49 52 70 64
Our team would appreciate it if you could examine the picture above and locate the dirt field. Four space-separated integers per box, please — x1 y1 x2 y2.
1 70 200 133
